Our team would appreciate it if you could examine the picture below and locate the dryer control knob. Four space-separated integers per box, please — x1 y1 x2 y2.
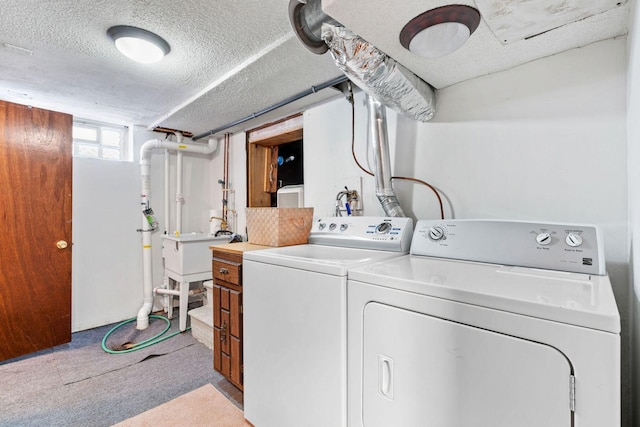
536 233 552 245
318 223 326 230
376 222 391 234
428 226 445 241
329 223 337 231
566 233 583 247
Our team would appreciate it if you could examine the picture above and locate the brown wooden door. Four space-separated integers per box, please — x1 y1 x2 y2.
0 100 73 361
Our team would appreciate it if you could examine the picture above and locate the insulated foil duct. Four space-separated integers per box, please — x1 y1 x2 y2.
322 23 436 122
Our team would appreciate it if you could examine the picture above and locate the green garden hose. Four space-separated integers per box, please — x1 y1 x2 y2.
101 314 190 354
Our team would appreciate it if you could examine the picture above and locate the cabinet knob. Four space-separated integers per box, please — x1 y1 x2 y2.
219 267 229 275
56 240 68 249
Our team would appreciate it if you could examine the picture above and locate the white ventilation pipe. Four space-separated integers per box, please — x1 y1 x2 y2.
136 136 217 330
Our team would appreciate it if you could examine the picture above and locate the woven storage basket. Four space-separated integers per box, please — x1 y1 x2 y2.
246 207 314 247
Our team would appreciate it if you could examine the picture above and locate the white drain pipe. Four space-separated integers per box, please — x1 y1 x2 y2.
164 149 170 234
136 135 218 330
176 150 184 234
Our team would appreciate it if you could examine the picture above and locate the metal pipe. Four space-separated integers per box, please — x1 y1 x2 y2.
367 94 406 217
288 0 341 54
192 75 349 141
222 133 230 229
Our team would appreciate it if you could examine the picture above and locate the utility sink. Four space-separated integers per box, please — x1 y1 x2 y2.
162 234 229 276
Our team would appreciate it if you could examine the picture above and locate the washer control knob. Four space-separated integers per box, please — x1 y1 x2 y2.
375 222 391 234
566 233 583 247
340 223 348 231
318 223 326 230
329 223 337 231
536 232 552 245
428 226 445 241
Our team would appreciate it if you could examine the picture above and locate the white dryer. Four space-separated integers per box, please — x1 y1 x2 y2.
348 220 620 427
243 216 413 427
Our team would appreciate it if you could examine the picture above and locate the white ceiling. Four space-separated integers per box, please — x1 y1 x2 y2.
0 0 631 137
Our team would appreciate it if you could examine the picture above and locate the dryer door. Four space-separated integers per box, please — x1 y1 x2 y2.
362 303 572 427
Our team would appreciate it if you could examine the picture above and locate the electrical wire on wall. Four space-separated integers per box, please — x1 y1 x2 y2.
346 84 446 220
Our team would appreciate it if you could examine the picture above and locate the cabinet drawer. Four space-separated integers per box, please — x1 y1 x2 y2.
213 259 241 285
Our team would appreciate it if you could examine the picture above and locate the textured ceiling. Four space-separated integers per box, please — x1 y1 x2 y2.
323 0 630 89
0 0 631 136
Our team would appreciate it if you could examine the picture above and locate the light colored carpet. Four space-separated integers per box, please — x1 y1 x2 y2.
112 384 251 427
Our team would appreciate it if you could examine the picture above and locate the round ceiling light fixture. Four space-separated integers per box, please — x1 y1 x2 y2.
107 25 171 64
399 5 481 59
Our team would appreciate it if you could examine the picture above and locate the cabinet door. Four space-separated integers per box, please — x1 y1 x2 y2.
220 286 230 310
213 285 222 327
220 310 230 355
362 303 572 427
213 327 222 371
230 336 243 388
221 352 231 379
229 289 242 338
0 101 72 361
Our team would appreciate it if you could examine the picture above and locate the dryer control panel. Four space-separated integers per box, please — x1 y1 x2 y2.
411 219 605 275
309 216 413 252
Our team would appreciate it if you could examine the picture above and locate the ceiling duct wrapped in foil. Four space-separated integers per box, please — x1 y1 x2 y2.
321 23 436 122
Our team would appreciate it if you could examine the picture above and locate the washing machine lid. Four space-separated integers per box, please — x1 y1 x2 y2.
243 244 406 276
348 256 620 333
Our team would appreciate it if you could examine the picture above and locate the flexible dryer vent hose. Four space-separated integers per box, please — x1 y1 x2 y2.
322 23 436 122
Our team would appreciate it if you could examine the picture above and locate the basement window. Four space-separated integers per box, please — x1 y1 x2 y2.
72 120 129 161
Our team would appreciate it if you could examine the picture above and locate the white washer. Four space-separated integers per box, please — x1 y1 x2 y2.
243 216 413 427
348 219 620 427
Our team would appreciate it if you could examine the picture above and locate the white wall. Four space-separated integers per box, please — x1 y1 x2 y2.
626 0 640 425
303 38 631 425
304 92 399 217
72 126 218 331
72 157 143 331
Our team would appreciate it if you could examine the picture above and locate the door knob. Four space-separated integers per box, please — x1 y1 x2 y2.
56 240 68 249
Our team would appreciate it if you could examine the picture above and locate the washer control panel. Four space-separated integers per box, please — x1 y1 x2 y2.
309 216 413 252
411 219 605 275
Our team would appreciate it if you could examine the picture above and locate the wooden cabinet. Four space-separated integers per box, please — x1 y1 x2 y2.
211 242 271 390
